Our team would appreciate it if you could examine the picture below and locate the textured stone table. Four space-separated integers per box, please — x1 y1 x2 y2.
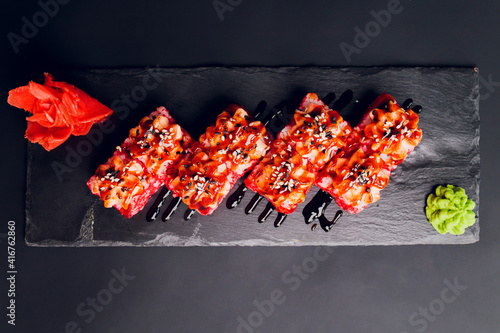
25 67 480 246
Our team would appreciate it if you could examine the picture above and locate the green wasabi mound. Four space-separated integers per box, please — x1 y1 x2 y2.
426 185 476 235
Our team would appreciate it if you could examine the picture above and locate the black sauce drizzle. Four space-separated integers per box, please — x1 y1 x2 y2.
184 209 196 221
318 210 343 232
258 202 275 223
331 89 353 111
226 182 248 209
252 100 267 120
302 190 334 224
245 194 264 214
162 197 182 222
274 213 287 228
146 187 172 222
403 99 423 114
322 92 336 106
401 99 413 110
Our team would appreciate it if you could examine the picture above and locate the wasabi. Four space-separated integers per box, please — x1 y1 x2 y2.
426 185 476 235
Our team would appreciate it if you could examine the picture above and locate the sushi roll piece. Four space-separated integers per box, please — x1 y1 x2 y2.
245 93 352 216
122 107 192 179
346 93 423 170
87 107 193 218
165 105 272 216
315 93 423 214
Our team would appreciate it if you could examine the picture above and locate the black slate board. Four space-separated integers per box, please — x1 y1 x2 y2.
25 67 480 246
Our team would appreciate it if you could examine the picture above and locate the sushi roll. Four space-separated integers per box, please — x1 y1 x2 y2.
165 105 272 215
87 107 193 218
315 93 423 214
245 93 352 215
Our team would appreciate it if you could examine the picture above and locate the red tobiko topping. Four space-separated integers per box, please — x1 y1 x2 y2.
7 73 113 151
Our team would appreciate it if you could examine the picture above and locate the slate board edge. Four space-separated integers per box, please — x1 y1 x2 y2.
25 235 479 247
24 141 32 245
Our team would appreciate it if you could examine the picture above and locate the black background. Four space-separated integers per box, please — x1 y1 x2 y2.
1 0 499 332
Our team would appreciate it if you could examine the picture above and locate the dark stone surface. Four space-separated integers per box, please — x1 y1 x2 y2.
4 1 500 332
25 66 480 246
